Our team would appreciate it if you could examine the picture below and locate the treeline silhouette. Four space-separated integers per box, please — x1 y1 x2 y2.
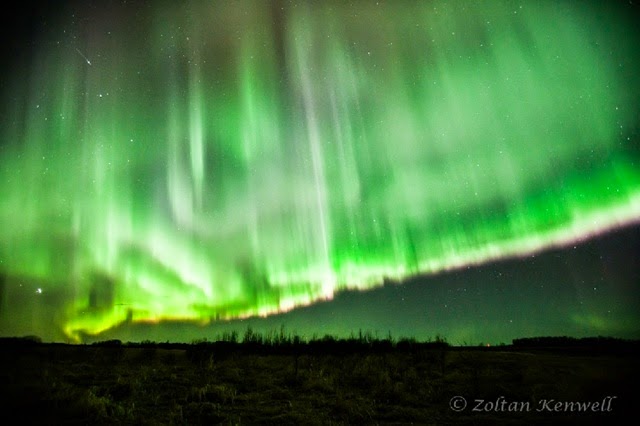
512 335 640 349
0 328 452 354
132 328 449 356
2 330 639 354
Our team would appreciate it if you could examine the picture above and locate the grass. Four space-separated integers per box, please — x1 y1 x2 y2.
0 333 637 424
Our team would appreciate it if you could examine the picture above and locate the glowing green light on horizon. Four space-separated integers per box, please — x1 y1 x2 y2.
0 1 638 340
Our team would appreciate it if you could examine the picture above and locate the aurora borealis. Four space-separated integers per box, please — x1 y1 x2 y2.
0 1 639 343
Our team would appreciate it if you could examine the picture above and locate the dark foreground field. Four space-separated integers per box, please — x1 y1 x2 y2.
0 336 638 425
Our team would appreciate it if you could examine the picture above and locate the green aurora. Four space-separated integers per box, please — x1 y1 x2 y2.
0 1 639 341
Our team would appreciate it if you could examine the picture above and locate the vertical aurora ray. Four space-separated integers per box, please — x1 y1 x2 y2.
0 1 638 340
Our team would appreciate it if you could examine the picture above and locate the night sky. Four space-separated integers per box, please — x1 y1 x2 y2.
0 1 638 344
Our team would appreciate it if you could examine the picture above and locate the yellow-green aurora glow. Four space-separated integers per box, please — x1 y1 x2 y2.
0 1 639 341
